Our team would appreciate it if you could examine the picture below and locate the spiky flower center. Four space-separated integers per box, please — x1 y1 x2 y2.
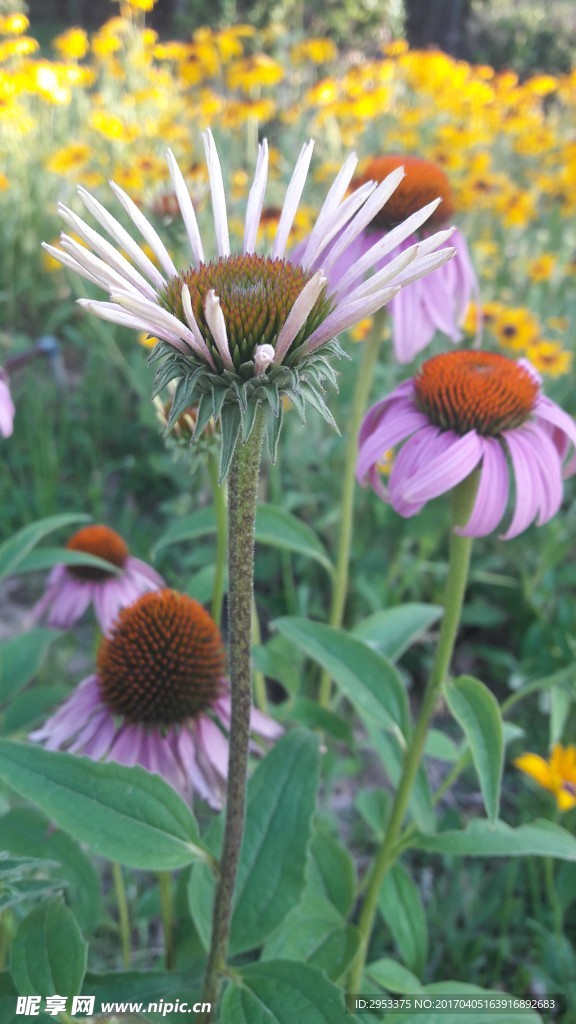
414 352 539 436
354 155 454 232
162 253 331 372
97 590 226 725
66 525 128 581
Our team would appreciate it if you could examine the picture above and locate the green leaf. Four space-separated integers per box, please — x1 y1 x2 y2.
288 698 352 743
352 604 443 662
378 864 428 977
154 504 332 574
10 547 122 576
152 506 217 555
255 504 333 574
10 897 87 997
366 958 424 994
186 565 227 605
189 730 319 954
0 742 207 871
413 818 576 860
262 896 360 982
220 960 353 1024
273 618 409 735
424 729 459 762
1 807 101 933
445 675 504 822
0 514 90 582
0 630 64 702
1 686 68 736
305 825 357 917
367 726 435 834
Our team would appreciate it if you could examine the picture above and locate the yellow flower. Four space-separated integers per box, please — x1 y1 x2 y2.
349 318 373 342
526 254 555 283
46 143 91 176
382 39 409 57
492 307 540 351
138 331 158 348
53 27 88 61
0 14 29 35
92 33 121 57
91 110 139 142
290 38 337 65
0 172 9 190
115 0 157 9
226 55 284 93
0 36 39 61
377 449 395 476
526 340 572 378
515 745 576 812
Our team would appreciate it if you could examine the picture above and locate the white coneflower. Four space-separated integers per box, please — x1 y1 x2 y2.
44 131 455 476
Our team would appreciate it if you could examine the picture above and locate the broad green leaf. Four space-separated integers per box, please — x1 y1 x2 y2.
274 618 409 735
355 789 390 840
550 685 571 747
288 698 352 743
10 897 87 997
186 565 227 605
305 825 357 917
153 506 216 555
220 960 353 1024
0 514 90 582
154 504 333 573
188 730 319 954
1 686 68 736
255 504 333 574
262 896 360 982
252 635 303 695
0 630 64 702
352 604 443 662
378 864 428 977
230 729 319 954
83 971 204 1024
367 726 435 834
367 958 424 994
413 818 576 860
380 981 543 1024
0 855 63 913
424 729 459 762
1 807 101 933
9 547 122 576
0 742 207 870
445 676 503 822
0 971 53 1024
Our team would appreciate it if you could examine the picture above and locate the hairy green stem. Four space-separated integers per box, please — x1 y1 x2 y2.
111 862 131 970
206 452 228 628
319 310 387 709
201 413 264 1018
349 473 478 991
159 871 175 970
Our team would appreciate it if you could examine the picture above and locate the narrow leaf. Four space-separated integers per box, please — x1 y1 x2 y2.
445 675 503 822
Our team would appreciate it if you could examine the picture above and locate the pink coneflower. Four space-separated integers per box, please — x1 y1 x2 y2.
35 524 163 633
357 351 576 538
42 132 455 469
0 369 15 437
325 155 478 363
31 590 281 806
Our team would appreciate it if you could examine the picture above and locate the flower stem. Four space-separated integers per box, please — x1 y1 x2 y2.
349 472 478 991
206 452 228 629
111 862 131 970
201 412 264 1017
318 310 387 709
159 871 175 970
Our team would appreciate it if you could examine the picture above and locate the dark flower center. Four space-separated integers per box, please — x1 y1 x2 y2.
353 154 455 232
97 589 226 725
66 525 128 581
162 253 331 372
414 351 539 436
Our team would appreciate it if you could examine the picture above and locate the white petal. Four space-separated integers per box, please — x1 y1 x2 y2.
205 290 234 369
300 152 359 268
320 166 406 274
166 149 204 265
42 242 104 289
254 344 275 374
388 247 456 288
272 140 314 259
181 284 216 368
58 203 157 301
203 129 230 258
76 299 190 353
108 180 178 278
302 181 376 271
77 185 166 290
302 286 400 353
60 235 143 295
274 270 327 363
110 290 208 357
244 139 269 254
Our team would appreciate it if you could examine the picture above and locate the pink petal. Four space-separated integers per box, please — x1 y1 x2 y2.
456 437 509 537
398 431 484 505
